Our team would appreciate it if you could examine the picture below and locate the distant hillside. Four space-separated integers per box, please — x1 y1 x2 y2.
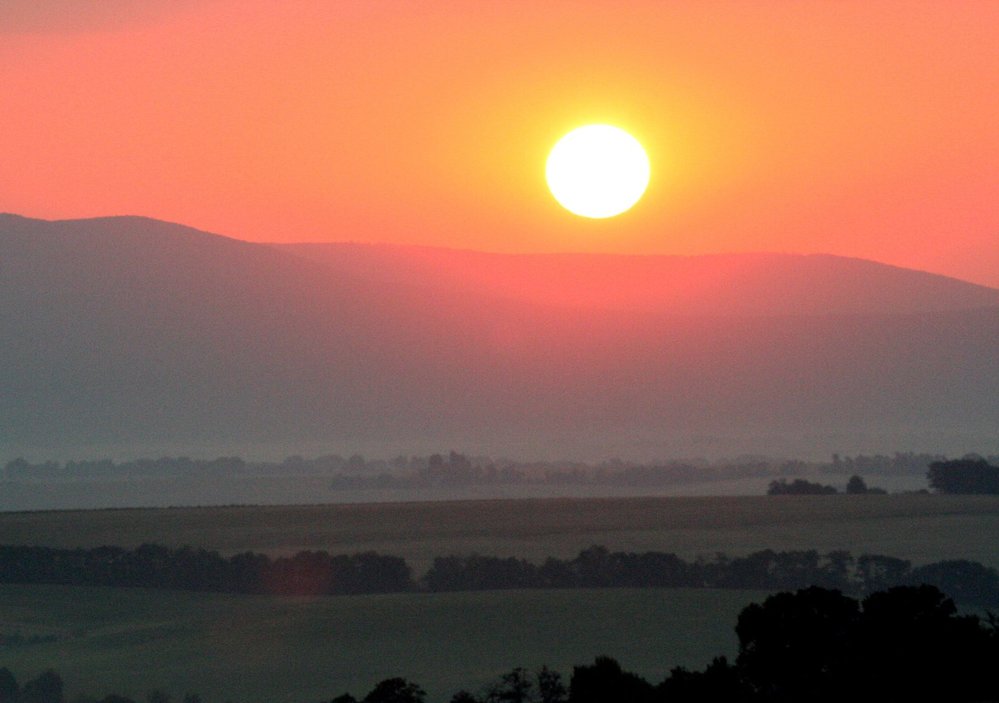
276 242 999 315
2 214 998 459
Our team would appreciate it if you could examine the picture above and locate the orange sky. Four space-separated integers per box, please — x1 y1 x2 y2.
2 1 998 286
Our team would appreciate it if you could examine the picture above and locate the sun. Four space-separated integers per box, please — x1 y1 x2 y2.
546 125 650 219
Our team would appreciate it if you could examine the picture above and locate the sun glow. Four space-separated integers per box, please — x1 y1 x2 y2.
546 125 650 219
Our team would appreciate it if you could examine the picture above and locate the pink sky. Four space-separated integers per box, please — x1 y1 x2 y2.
2 1 997 286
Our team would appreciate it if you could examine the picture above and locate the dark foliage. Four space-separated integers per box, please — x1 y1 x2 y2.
4 543 999 606
736 587 860 702
766 478 837 495
909 559 999 606
657 657 748 703
328 695 358 703
361 678 425 703
20 671 63 703
568 657 655 703
928 458 999 494
535 666 566 703
0 544 411 597
735 585 999 703
0 669 18 703
844 474 886 494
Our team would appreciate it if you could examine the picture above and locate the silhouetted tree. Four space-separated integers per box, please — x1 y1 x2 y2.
736 587 858 702
363 678 425 703
485 669 532 703
657 657 749 703
819 550 854 590
146 690 169 703
910 560 999 606
568 657 654 703
928 458 999 494
855 554 912 593
536 666 566 703
0 668 18 703
854 585 997 702
845 475 867 494
20 671 63 703
573 546 613 588
98 696 135 703
767 478 837 495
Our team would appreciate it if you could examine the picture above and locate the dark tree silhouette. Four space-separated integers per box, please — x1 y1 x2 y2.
855 554 912 593
910 559 999 606
485 668 532 703
536 666 566 703
99 696 136 703
0 669 18 703
928 458 999 493
845 475 867 494
735 584 999 703
657 657 749 703
766 478 837 495
20 671 63 703
567 657 654 703
362 678 426 703
329 695 358 703
855 585 996 702
736 587 859 702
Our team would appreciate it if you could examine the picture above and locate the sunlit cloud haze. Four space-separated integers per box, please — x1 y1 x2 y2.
1 1 997 286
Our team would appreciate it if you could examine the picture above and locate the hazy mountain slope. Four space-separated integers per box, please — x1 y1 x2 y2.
2 214 998 459
275 243 999 315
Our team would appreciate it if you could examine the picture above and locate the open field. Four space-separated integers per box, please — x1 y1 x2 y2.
0 473 932 512
0 583 760 703
3 495 998 702
2 495 999 574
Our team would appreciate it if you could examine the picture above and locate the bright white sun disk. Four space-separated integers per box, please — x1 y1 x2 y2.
546 125 650 218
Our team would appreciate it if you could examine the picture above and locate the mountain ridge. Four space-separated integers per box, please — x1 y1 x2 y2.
3 214 997 459
275 241 999 316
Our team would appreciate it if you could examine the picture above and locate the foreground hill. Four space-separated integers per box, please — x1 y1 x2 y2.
2 213 998 458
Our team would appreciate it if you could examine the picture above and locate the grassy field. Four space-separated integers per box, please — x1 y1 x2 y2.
1 495 999 574
0 583 761 703
2 495 998 702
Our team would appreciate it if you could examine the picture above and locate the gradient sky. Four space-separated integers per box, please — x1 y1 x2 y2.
2 1 997 286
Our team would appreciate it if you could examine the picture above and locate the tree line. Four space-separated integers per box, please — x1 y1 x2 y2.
0 544 411 596
11 451 993 489
2 543 998 605
766 474 887 495
3 583 999 703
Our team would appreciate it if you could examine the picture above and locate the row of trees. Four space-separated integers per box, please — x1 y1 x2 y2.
0 452 785 488
13 451 992 488
5 584 997 703
422 546 999 605
0 544 411 596
2 543 999 605
766 475 887 495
